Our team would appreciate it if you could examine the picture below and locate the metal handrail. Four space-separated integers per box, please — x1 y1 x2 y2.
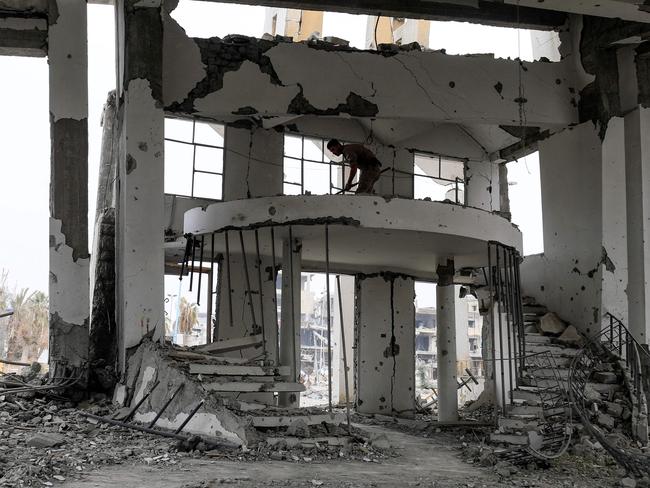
568 314 650 477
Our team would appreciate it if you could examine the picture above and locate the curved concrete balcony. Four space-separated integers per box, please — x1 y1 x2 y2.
183 195 522 278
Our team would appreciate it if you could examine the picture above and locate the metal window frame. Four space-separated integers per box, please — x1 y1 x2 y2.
164 118 225 200
413 152 466 204
283 134 346 196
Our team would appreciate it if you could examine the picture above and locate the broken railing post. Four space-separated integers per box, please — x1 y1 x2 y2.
148 384 184 429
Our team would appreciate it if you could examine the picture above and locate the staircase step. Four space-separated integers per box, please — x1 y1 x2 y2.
189 364 291 376
498 417 540 431
167 350 258 364
195 335 263 354
202 381 305 393
251 412 346 428
490 433 529 446
529 368 570 379
525 334 554 344
525 344 581 357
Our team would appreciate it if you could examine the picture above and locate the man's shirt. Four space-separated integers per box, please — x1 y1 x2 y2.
342 144 381 170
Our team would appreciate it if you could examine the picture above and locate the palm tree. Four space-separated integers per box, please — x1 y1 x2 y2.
177 297 198 335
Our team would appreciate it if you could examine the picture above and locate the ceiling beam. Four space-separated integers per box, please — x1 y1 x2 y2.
192 0 566 30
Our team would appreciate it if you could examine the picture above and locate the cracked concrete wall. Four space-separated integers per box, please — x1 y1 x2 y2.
116 0 165 371
465 160 500 212
373 145 414 199
48 0 89 378
222 126 284 200
520 122 604 334
355 273 415 417
162 25 577 127
601 117 629 325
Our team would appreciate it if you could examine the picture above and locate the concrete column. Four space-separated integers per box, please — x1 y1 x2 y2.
332 274 354 405
48 0 90 379
625 107 650 342
356 274 415 417
116 0 165 370
222 126 284 200
373 146 414 199
436 281 458 422
279 236 301 407
465 160 500 212
498 164 511 220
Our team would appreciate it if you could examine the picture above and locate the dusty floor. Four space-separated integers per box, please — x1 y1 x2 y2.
59 422 626 488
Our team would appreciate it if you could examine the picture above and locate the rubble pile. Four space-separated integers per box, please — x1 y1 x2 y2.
0 394 179 487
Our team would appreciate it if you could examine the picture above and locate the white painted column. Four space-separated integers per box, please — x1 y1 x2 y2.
465 160 500 211
356 274 415 417
48 0 90 379
332 274 354 404
116 0 165 370
436 283 458 422
625 107 650 343
279 236 301 407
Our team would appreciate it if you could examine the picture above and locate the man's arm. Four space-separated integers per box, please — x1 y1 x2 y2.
344 165 357 191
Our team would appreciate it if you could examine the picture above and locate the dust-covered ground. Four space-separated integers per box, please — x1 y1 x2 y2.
0 392 639 488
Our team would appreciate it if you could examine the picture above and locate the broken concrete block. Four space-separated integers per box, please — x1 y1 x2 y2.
593 371 619 384
596 413 616 430
583 384 602 402
370 434 391 449
286 419 310 438
26 433 65 448
621 478 637 488
557 325 583 346
539 313 567 335
604 401 624 418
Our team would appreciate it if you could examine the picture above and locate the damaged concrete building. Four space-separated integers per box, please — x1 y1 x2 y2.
2 0 650 486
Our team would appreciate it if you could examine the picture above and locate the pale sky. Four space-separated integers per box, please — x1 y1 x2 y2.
0 1 545 299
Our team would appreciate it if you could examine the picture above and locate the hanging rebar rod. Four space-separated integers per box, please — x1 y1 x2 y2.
336 275 352 435
209 232 216 343
125 380 160 421
174 400 204 434
189 236 197 292
148 384 185 428
271 226 279 362
197 235 205 305
325 224 333 412
179 235 192 281
225 231 234 329
255 229 267 357
495 244 507 413
239 230 258 332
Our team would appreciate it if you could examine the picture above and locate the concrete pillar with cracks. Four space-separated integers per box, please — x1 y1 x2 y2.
436 262 458 422
48 0 90 380
465 160 500 212
115 0 165 370
498 164 511 220
356 273 415 417
279 237 301 407
624 107 650 343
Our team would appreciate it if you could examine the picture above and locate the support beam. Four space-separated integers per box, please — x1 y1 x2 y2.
625 107 650 343
279 235 301 407
192 0 566 30
48 0 89 381
436 265 458 422
116 0 165 370
0 17 47 57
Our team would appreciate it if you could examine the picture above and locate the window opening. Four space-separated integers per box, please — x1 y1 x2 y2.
164 118 224 200
283 135 355 195
413 153 465 204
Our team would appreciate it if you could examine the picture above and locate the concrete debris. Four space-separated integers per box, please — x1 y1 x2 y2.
593 371 619 384
539 312 567 335
557 325 584 346
25 432 65 448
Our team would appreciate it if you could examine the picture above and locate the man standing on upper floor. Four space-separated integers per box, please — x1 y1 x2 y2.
327 139 382 194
